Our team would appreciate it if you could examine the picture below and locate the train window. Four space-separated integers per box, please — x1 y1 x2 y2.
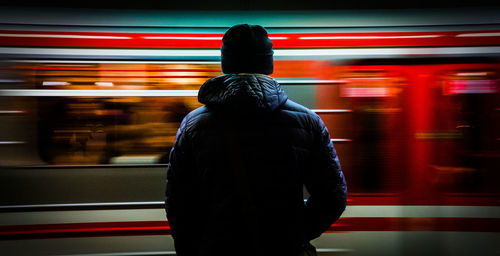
334 69 408 193
2 63 215 165
430 69 499 193
36 96 198 165
1 60 333 166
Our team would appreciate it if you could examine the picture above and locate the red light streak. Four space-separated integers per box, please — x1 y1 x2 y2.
0 30 498 48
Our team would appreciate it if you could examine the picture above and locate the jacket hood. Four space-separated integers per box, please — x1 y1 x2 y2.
198 74 288 112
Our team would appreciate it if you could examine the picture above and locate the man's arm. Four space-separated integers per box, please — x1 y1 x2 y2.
165 118 200 255
303 116 347 241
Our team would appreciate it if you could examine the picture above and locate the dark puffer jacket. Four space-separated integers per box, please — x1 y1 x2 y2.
166 74 347 256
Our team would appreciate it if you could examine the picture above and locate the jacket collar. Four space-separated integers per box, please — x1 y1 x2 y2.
198 74 288 112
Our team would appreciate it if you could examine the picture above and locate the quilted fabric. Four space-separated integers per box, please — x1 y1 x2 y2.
166 74 347 256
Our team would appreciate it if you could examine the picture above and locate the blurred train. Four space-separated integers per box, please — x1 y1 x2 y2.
0 7 499 256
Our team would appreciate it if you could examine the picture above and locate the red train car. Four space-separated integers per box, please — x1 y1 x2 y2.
0 7 498 256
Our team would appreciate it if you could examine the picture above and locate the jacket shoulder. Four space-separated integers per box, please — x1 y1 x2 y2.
279 100 326 131
178 106 211 134
280 100 320 119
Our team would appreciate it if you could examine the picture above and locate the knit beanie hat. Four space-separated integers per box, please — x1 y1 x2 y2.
221 24 274 75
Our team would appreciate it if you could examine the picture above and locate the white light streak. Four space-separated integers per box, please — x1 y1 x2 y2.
316 249 354 253
43 81 70 86
0 89 199 97
110 155 160 164
1 204 497 221
0 202 164 210
0 110 25 114
142 36 287 40
0 33 132 39
0 48 219 56
456 72 488 76
95 82 114 87
0 141 25 145
274 47 500 56
331 139 352 142
0 79 24 83
56 251 178 256
299 35 441 40
0 208 166 225
312 109 352 113
11 60 221 65
1 47 499 58
456 32 500 37
343 205 500 218
269 36 288 40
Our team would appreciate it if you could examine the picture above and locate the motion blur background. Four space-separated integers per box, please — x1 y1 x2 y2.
0 1 498 256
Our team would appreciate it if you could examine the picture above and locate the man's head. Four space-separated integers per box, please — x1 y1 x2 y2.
221 24 274 75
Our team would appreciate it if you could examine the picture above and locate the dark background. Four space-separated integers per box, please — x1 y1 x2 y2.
1 0 499 10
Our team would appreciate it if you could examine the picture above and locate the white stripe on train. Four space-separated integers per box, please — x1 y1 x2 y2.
0 205 497 225
0 46 500 57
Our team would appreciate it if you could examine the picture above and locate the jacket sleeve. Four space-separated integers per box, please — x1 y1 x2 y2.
303 115 347 241
165 117 200 255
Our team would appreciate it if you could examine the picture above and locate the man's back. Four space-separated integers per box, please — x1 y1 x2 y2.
166 74 347 256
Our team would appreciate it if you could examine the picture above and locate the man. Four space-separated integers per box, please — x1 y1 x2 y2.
166 24 347 256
